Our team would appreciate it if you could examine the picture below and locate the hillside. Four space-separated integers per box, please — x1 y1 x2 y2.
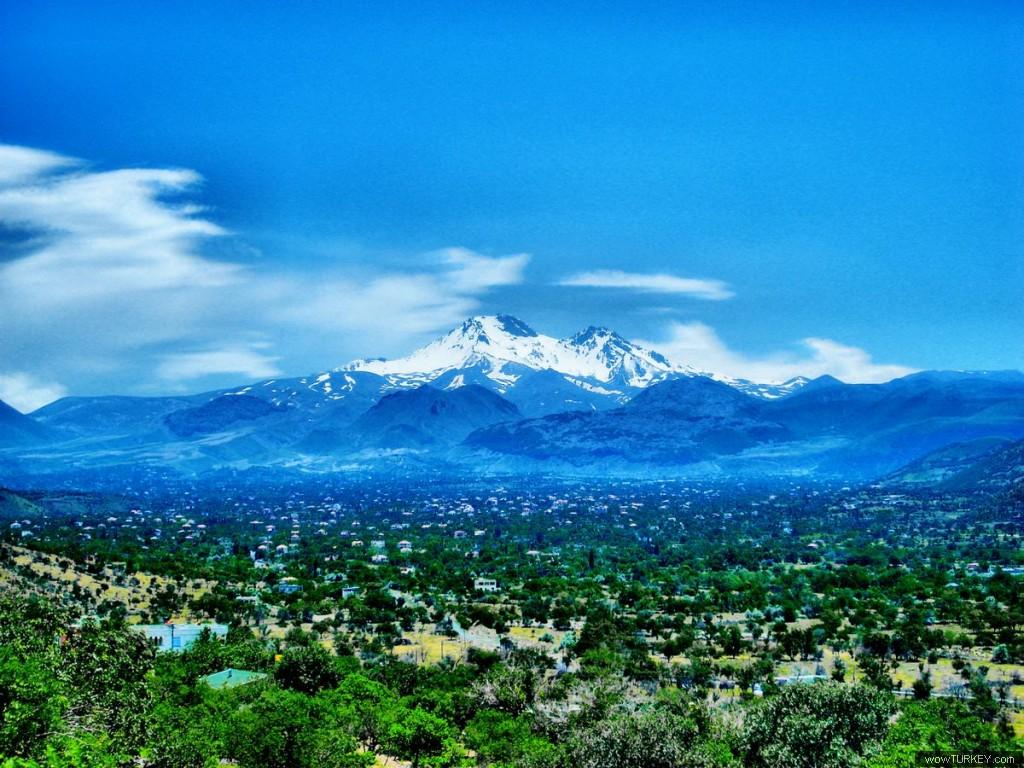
0 488 44 519
885 437 1024 493
0 399 53 446
466 376 790 467
467 371 1024 478
351 384 520 450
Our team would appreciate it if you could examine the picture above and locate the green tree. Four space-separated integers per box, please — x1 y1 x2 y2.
744 683 894 768
565 708 714 768
228 688 368 768
0 648 66 760
866 699 1019 768
329 674 398 753
473 664 537 716
59 618 155 756
831 658 846 683
911 668 932 700
146 697 222 768
721 625 744 658
273 645 340 695
464 710 556 766
384 707 457 768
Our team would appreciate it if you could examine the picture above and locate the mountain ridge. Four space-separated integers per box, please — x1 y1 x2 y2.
5 315 1024 482
342 314 812 404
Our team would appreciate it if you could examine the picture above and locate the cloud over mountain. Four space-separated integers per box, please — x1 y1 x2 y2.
643 321 916 384
0 143 921 405
0 143 530 400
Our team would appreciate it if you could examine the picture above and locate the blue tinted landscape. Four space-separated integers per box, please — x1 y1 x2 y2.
5 313 1024 484
1 2 1022 766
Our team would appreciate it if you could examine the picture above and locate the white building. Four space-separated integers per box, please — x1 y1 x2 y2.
473 577 498 592
134 623 228 652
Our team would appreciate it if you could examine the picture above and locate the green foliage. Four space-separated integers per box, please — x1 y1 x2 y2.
59 618 154 754
384 707 458 768
2 733 121 768
0 647 65 760
0 596 68 662
226 688 369 768
146 691 231 768
866 699 1020 768
327 673 398 750
911 668 932 700
473 664 537 715
564 707 722 768
464 710 554 766
176 628 227 683
744 683 894 768
273 645 341 695
857 653 893 691
0 598 155 763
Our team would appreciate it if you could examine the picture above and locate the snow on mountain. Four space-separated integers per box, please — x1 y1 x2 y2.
723 376 812 400
340 314 816 407
566 326 699 387
345 314 696 393
208 316 811 421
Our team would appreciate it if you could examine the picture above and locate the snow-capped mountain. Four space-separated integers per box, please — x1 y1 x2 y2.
25 314 818 468
343 314 809 409
347 314 693 391
17 310 1024 480
566 325 692 387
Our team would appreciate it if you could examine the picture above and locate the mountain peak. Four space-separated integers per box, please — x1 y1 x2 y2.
0 397 53 445
565 325 677 383
342 314 815 400
568 325 622 345
458 314 537 339
346 314 679 389
493 314 537 338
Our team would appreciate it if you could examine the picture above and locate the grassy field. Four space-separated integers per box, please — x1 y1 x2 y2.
0 543 218 620
391 629 473 665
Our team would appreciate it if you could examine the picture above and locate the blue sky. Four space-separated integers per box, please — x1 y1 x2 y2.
0 1 1021 409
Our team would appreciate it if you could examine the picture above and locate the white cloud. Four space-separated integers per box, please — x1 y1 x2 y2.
157 346 282 382
440 246 529 293
642 321 916 384
280 274 476 337
0 372 68 413
0 142 531 395
0 145 77 186
559 269 733 300
0 156 235 306
2 142 913 398
277 248 528 343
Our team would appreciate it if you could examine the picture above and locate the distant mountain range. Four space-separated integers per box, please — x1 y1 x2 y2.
2 315 1024 485
467 369 1024 479
466 376 790 468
